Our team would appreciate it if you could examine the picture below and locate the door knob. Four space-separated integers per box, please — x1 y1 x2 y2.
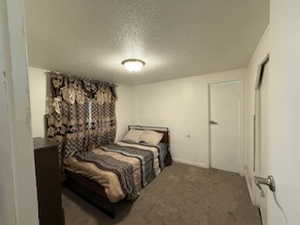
255 175 276 194
210 120 219 125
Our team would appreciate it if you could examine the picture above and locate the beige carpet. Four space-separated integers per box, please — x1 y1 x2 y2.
62 162 261 225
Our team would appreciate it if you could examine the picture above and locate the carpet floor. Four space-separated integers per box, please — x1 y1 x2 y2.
62 162 261 225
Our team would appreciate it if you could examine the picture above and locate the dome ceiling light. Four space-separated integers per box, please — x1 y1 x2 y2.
121 59 145 72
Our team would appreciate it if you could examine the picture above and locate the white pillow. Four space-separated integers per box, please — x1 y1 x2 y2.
122 129 143 143
139 130 163 145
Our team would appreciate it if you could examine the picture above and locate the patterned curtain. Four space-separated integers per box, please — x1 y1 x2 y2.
47 72 116 158
86 84 117 149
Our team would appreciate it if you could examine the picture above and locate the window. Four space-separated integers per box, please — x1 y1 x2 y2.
88 101 92 129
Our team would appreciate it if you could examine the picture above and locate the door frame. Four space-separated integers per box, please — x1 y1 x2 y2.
253 55 270 207
208 80 244 175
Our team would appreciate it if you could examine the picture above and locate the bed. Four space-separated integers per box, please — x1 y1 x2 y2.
63 125 172 217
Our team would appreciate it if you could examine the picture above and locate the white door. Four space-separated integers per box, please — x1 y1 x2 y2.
252 2 300 225
256 51 300 225
266 2 300 225
209 81 241 173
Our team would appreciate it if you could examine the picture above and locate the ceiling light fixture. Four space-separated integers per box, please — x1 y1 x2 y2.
121 58 145 72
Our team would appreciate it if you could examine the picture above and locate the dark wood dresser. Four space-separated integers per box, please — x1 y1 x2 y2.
33 137 64 225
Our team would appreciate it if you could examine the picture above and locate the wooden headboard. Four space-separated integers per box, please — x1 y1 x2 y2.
128 125 169 146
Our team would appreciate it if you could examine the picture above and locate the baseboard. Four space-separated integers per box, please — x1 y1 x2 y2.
244 166 256 205
173 158 209 168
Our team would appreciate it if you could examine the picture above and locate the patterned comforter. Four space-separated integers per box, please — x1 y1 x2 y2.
64 141 163 202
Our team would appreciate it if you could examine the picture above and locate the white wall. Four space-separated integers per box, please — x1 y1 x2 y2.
28 67 47 137
27 67 134 139
28 67 246 170
115 85 135 140
133 69 246 168
0 0 39 224
244 26 270 203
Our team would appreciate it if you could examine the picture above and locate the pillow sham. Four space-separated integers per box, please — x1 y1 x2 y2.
122 129 143 143
139 130 163 145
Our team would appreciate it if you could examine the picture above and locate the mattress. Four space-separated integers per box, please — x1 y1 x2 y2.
64 141 166 202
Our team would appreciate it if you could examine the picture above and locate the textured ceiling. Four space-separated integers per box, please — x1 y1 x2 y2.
25 0 269 85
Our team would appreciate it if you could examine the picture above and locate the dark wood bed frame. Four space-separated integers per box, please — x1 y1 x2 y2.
63 125 172 218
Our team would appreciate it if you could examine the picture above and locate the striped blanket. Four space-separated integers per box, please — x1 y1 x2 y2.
64 141 163 202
